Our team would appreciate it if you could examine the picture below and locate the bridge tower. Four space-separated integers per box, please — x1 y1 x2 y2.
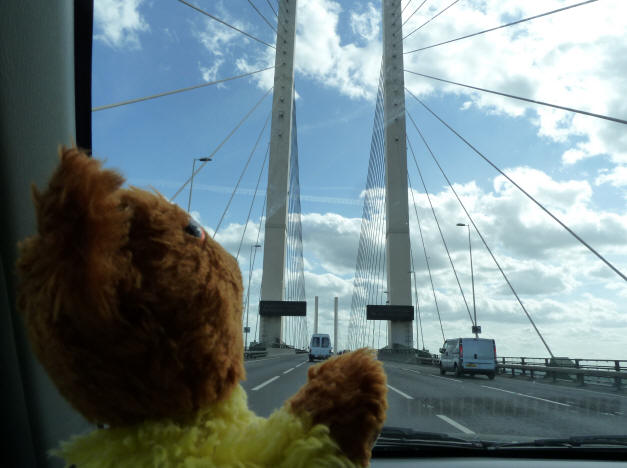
259 0 298 346
383 0 413 347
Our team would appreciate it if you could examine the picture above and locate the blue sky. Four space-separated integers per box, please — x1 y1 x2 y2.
92 0 627 358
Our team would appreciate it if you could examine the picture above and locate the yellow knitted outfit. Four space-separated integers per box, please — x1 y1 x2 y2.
54 385 358 468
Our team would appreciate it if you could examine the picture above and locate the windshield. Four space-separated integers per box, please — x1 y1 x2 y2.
90 0 626 459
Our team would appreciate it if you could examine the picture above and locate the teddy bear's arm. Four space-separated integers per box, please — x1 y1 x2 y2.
286 348 388 467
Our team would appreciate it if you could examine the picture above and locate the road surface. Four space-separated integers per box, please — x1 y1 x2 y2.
243 354 627 439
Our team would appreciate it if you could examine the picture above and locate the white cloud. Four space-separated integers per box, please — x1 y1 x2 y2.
402 0 627 166
181 0 627 357
235 0 382 99
193 3 274 87
195 16 242 57
202 166 627 357
200 58 225 83
197 0 626 172
596 166 627 188
294 0 381 99
94 0 149 49
350 3 380 42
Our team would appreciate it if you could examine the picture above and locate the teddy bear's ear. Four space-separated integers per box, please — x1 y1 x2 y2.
20 147 132 320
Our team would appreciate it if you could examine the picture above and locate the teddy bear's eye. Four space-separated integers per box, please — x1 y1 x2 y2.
184 218 205 240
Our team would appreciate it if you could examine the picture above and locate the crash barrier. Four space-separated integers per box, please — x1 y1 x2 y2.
244 346 308 359
377 348 440 366
244 350 268 360
497 357 627 390
377 350 626 390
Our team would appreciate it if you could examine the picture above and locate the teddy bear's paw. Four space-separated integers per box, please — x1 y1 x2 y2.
286 348 388 467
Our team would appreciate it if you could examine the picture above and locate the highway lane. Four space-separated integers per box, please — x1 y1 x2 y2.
243 354 310 417
242 354 626 440
383 362 626 439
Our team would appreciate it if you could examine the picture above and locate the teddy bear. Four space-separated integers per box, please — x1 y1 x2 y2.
16 147 388 467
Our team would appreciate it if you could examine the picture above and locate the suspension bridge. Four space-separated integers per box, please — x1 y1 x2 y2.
144 0 627 438
3 1 627 465
122 0 627 359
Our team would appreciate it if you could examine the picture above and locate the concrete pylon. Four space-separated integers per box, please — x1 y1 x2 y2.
259 0 298 347
382 0 413 348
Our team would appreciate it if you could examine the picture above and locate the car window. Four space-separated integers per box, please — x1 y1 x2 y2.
86 0 627 464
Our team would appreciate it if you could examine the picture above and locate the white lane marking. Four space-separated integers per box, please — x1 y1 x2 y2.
481 385 571 407
545 385 627 399
430 374 463 383
295 361 307 368
387 384 414 400
245 356 298 364
252 376 280 391
391 365 460 382
436 415 475 434
283 367 295 374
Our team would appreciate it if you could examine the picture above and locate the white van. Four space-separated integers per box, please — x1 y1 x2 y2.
309 334 332 362
439 337 496 379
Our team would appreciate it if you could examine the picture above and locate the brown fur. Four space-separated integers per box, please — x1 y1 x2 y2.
17 148 245 426
288 348 388 467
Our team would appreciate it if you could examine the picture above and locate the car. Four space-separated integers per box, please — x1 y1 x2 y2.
439 337 496 379
309 333 332 361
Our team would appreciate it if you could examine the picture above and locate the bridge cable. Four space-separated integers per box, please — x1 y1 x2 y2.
406 139 474 325
406 88 627 283
215 112 272 238
407 170 445 342
349 64 386 349
265 0 278 18
402 0 428 27
252 194 267 345
405 70 627 126
409 244 425 350
349 76 373 347
404 0 462 40
170 87 272 202
405 110 556 357
244 190 266 347
92 67 274 112
370 65 388 348
284 100 307 348
175 0 276 49
236 144 270 260
366 121 386 348
375 232 387 348
246 0 277 33
404 0 598 53
401 0 414 16
369 95 387 348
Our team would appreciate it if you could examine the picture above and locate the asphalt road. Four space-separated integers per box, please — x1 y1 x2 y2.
243 354 627 441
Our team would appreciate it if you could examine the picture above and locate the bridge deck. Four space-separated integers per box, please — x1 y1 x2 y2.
244 355 626 440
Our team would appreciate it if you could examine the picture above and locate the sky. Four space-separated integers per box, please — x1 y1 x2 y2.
91 0 627 359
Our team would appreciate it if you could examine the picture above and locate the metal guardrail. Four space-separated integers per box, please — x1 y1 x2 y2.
244 350 268 360
377 348 440 366
244 348 308 359
377 350 626 390
498 357 627 390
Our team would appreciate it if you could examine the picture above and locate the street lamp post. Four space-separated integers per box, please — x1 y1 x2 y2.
245 243 262 349
187 157 212 213
457 223 477 337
